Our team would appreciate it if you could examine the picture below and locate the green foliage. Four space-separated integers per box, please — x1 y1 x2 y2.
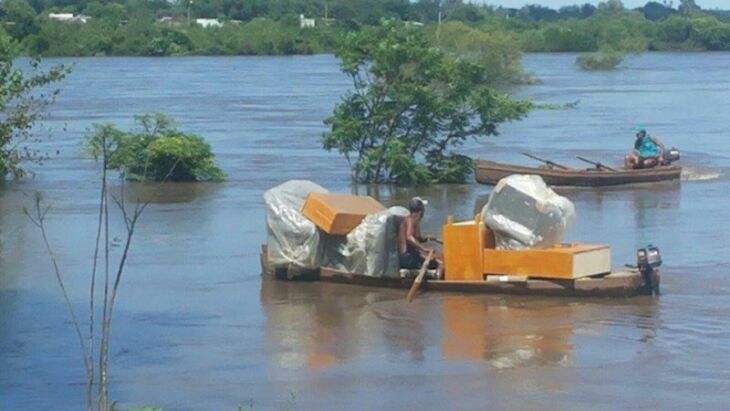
323 22 532 185
7 0 730 56
689 16 730 50
0 0 39 40
435 21 525 84
576 50 625 70
538 22 598 52
86 114 226 182
0 29 69 179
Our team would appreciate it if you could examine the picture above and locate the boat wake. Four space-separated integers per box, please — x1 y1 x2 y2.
681 167 724 182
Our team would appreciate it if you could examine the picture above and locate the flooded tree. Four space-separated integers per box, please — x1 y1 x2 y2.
26 127 181 411
322 22 532 185
86 114 227 182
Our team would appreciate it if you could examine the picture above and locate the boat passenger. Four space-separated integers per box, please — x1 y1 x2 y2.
625 128 665 169
398 197 443 279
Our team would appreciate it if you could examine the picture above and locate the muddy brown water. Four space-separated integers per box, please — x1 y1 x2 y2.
1 54 730 410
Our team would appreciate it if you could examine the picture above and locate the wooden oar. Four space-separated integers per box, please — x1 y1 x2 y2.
522 152 571 170
406 249 435 304
576 156 617 172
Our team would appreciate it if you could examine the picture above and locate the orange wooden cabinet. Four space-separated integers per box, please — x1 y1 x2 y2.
442 217 495 281
301 193 385 236
483 244 611 280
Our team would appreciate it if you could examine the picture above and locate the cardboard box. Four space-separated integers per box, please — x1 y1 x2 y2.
483 244 611 280
302 193 385 236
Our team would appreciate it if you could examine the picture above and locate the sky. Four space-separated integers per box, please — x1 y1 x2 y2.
478 0 729 10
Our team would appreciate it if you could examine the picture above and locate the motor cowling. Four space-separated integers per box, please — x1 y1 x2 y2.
664 147 680 164
637 245 661 296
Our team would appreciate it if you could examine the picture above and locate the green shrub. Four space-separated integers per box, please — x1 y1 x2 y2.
86 114 226 182
576 50 625 70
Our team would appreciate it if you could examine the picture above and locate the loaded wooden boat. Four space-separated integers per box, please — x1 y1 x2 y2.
475 158 682 187
261 247 659 298
262 181 662 300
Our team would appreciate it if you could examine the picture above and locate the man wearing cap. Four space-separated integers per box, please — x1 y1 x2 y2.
398 197 443 279
625 128 665 169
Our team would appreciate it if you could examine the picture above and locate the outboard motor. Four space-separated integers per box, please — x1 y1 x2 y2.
663 147 681 165
636 245 661 295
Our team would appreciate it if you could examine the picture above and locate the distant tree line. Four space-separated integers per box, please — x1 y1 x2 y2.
0 0 729 57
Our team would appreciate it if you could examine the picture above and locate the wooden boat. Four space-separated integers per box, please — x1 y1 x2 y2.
260 246 660 298
475 159 682 187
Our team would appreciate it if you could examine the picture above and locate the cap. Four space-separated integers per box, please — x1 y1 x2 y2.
409 197 428 213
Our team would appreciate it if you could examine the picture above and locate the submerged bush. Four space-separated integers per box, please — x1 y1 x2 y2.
576 50 625 70
86 114 226 182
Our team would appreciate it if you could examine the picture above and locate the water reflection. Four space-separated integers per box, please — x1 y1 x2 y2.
441 296 573 368
118 181 222 204
260 276 423 370
261 276 661 372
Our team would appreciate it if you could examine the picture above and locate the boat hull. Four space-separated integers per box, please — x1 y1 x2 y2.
475 160 682 187
261 249 657 298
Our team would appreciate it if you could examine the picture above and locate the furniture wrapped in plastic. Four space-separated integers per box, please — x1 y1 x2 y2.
481 174 575 250
264 180 328 276
322 206 409 278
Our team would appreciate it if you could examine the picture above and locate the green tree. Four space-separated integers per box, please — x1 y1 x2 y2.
87 114 227 182
0 0 39 40
0 29 69 178
679 0 700 16
642 1 675 21
597 0 625 17
690 16 730 50
436 21 525 84
322 22 531 185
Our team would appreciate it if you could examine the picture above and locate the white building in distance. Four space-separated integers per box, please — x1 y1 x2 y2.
195 18 223 28
300 14 315 28
49 13 90 23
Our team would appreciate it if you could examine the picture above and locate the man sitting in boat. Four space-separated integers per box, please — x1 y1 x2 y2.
625 128 665 169
398 197 443 279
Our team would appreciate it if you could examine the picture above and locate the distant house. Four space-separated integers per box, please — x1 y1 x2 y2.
195 18 223 28
49 12 90 24
48 12 74 22
405 21 424 27
159 16 174 24
299 14 315 28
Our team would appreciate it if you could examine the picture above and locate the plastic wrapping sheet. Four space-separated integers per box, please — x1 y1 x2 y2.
323 206 409 278
264 180 328 274
481 174 575 250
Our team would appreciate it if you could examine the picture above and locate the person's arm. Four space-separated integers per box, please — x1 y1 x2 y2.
415 224 434 243
406 219 429 254
652 136 666 160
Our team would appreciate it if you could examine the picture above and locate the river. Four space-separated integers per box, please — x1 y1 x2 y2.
1 53 729 410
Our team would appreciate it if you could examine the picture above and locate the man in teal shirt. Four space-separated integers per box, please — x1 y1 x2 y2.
625 128 665 169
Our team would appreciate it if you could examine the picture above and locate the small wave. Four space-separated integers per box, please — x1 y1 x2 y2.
681 167 724 182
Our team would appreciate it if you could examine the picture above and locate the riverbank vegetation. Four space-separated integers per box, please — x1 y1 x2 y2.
576 49 626 70
86 114 226 182
0 29 68 179
322 22 531 185
1 0 730 57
